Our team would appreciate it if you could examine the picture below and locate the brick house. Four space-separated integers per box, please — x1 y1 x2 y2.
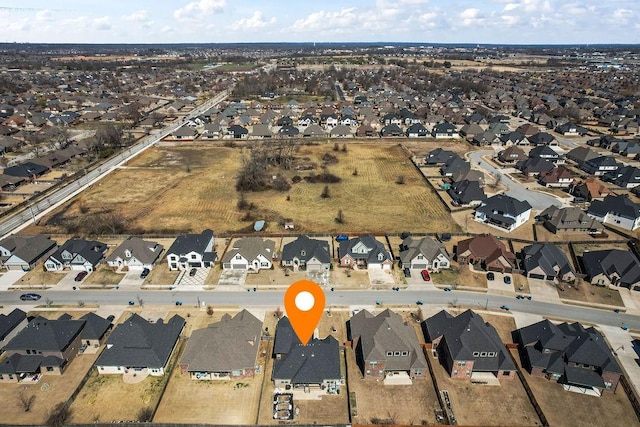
423 310 515 380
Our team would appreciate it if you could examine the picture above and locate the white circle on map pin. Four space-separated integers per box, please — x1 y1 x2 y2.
295 291 315 312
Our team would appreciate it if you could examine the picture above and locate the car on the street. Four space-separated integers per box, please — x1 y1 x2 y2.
443 287 452 292
421 270 431 281
403 267 411 278
504 276 512 285
74 271 88 282
500 305 510 311
189 268 197 277
416 300 424 305
19 293 41 301
140 268 150 279
487 272 495 281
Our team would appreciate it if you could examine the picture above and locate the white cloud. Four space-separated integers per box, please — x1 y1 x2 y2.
292 8 358 32
522 0 552 13
503 3 519 11
35 10 54 23
123 10 149 22
459 8 484 26
94 16 111 31
501 15 520 25
234 11 276 29
174 0 225 22
612 8 632 21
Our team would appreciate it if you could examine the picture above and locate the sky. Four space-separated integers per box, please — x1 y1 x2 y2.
0 1 638 45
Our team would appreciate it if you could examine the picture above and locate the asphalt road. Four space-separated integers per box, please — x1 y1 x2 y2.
4 289 639 330
0 90 230 239
468 150 562 210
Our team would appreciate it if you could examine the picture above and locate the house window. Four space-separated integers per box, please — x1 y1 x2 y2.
386 351 393 357
191 254 197 259
46 367 53 372
370 361 378 367
401 351 408 356
366 370 371 375
235 255 242 259
300 250 306 256
261 262 269 267
417 255 424 260
473 352 480 357
604 381 612 389
458 361 466 366
394 351 400 356
480 352 487 357
488 352 496 357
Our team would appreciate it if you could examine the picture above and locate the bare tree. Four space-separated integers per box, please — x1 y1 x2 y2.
321 185 330 199
46 403 72 427
136 294 144 307
335 209 345 224
137 407 153 422
273 307 284 319
206 306 214 316
18 391 36 412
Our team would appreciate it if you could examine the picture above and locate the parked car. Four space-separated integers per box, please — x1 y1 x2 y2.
438 233 452 242
335 234 349 241
500 305 510 311
504 276 512 285
487 272 495 281
74 271 88 282
443 287 452 292
19 293 41 301
403 267 411 278
189 268 197 277
421 270 431 281
140 268 150 279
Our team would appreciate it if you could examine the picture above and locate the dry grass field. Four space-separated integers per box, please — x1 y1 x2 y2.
27 143 458 236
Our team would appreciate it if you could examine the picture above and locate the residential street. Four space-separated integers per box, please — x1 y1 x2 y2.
468 150 563 210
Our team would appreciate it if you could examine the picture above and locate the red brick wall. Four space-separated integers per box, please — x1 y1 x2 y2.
497 370 516 379
450 360 474 378
602 371 621 393
364 360 385 378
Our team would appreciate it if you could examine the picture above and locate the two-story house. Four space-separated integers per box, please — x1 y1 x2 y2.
587 194 640 231
398 236 450 271
474 194 532 232
45 239 108 272
281 235 331 272
349 309 427 382
424 310 515 380
166 229 216 271
338 234 393 270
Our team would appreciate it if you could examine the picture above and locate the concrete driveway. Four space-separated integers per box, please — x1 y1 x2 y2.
217 269 247 287
486 271 515 295
307 270 331 287
57 271 86 290
118 270 146 287
368 268 396 288
176 268 209 286
467 150 563 210
527 278 561 303
0 270 27 290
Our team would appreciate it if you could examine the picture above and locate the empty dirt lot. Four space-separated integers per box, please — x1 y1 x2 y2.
26 142 458 236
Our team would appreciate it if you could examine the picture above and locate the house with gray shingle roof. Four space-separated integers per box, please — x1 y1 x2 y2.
166 229 216 271
271 316 342 392
474 194 532 232
221 237 276 271
398 236 450 271
0 316 85 382
95 313 185 376
78 312 112 352
45 238 107 272
0 235 57 271
349 309 427 381
0 308 27 352
180 310 262 380
281 235 331 272
582 249 640 291
106 237 164 271
538 206 603 234
515 320 622 394
587 194 640 231
423 310 515 380
521 243 576 282
338 234 392 270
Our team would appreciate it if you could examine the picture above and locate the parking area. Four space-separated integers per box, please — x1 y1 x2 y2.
174 267 209 286
216 269 247 287
367 268 396 288
57 270 88 290
486 271 515 295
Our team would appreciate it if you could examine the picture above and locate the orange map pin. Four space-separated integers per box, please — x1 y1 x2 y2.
284 279 326 345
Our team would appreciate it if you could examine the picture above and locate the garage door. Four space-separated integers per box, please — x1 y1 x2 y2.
529 273 545 280
412 264 427 270
232 264 247 269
